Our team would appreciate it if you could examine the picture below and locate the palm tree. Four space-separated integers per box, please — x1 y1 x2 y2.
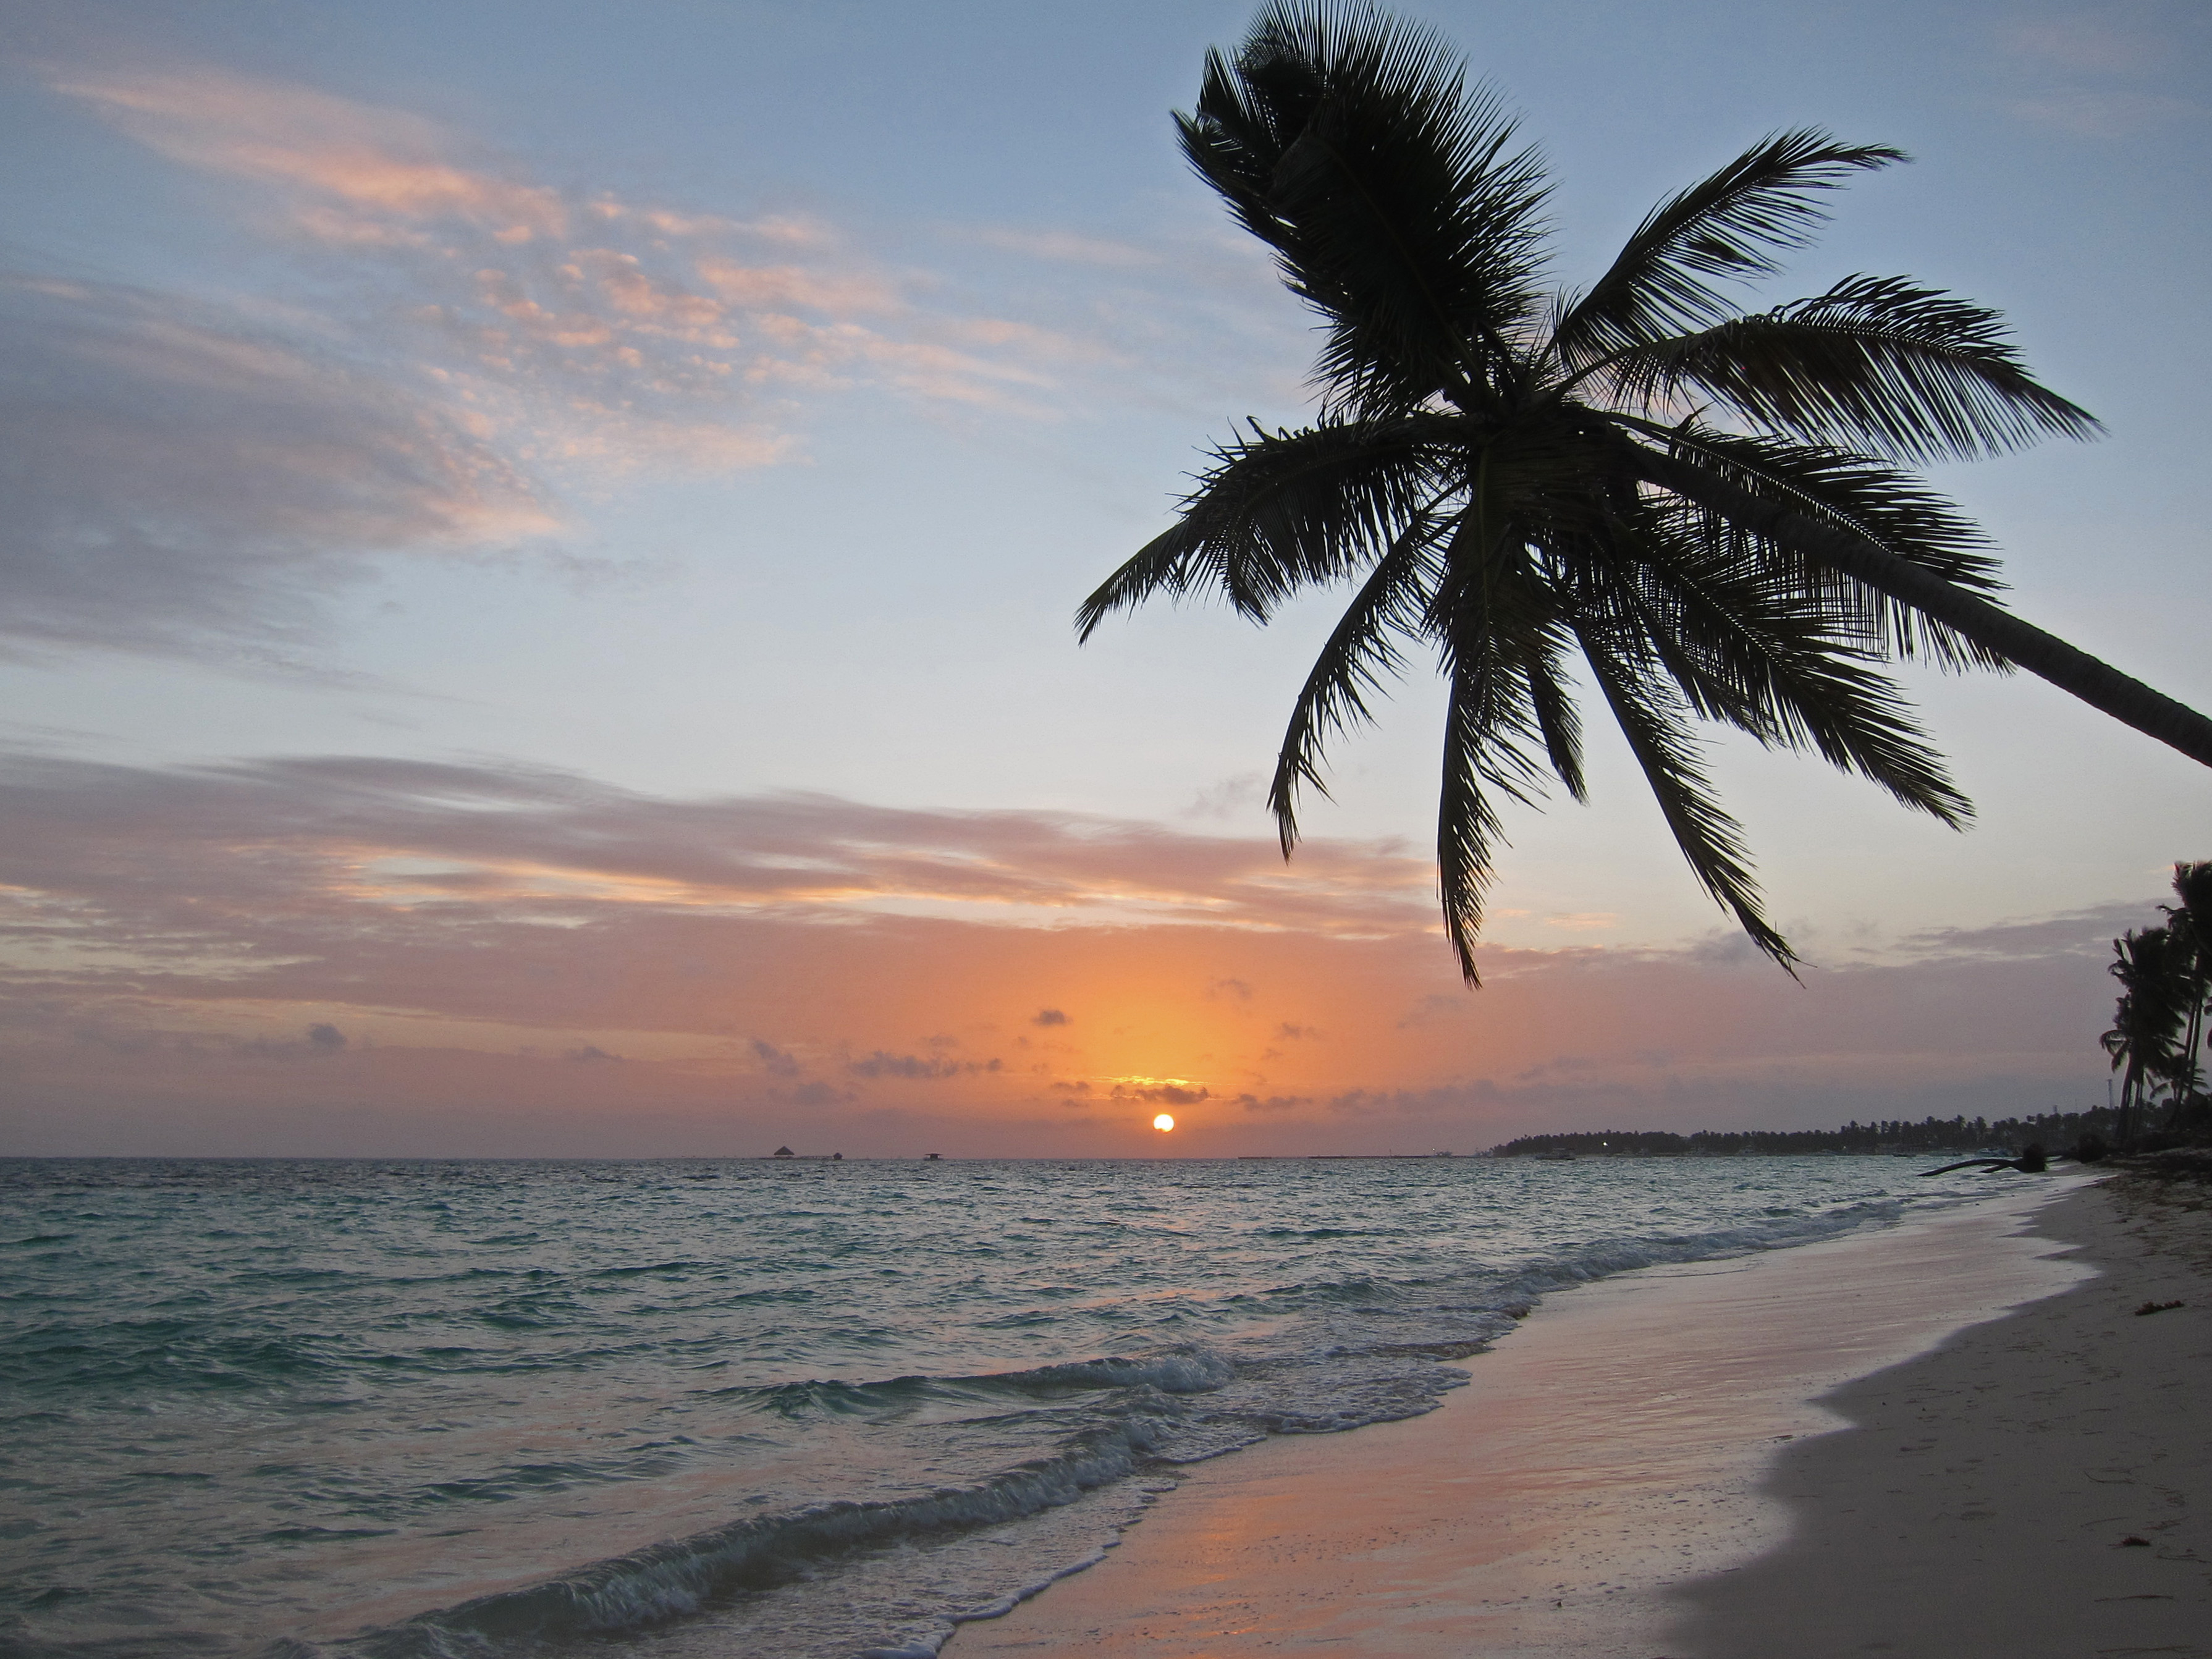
2158 861 2212 1117
2102 925 2190 1146
1078 1 2212 981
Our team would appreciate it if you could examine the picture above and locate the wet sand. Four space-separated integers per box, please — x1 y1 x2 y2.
948 1170 2210 1657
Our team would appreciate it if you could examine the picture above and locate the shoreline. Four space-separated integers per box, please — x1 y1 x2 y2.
1671 1165 2211 1657
948 1171 2207 1657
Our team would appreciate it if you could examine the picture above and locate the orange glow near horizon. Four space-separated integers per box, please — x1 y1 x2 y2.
1152 1113 1175 1133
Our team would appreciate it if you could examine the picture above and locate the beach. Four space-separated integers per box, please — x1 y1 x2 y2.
949 1165 2212 1658
10 1156 2201 1659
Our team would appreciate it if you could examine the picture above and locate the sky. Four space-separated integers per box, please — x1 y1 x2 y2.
1 0 2206 1157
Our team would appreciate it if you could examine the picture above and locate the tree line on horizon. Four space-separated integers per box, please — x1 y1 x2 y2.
1490 1108 2118 1159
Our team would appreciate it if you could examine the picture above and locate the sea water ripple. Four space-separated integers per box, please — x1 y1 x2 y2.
0 1154 2007 1658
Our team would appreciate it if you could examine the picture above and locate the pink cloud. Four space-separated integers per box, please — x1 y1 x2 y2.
0 753 2136 1156
48 61 1102 435
50 67 570 242
41 51 1295 475
694 258 902 316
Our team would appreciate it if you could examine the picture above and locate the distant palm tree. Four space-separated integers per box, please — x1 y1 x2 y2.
1079 0 2212 981
2102 925 2190 1146
2158 861 2212 1117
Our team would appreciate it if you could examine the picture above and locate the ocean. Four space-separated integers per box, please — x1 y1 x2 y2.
1 1154 2006 1659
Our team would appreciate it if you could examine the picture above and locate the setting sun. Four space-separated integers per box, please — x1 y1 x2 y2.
1152 1114 1175 1133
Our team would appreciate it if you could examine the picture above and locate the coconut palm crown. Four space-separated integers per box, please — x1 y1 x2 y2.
1078 1 2212 982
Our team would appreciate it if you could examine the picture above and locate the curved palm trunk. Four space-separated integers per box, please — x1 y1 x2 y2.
1633 452 2212 770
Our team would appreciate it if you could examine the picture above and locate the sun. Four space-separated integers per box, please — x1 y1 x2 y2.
1152 1113 1176 1133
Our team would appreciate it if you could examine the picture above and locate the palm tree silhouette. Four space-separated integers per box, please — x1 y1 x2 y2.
2102 925 2190 1146
1078 1 2212 981
2158 861 2212 1118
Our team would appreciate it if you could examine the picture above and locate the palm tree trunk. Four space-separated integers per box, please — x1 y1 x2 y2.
2185 932 2208 1112
2174 978 2206 1128
1633 452 2212 770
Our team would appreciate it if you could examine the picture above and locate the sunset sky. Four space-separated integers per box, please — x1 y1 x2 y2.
3 0 2206 1156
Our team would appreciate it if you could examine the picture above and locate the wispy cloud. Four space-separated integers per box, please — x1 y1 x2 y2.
970 227 1161 268
49 62 1113 429
2003 87 2200 136
2000 15 2156 75
10 58 1264 661
7 54 1314 661
0 751 1438 952
0 275 553 661
1993 11 2206 136
48 65 571 237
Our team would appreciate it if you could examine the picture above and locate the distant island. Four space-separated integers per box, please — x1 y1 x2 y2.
1491 1108 2116 1159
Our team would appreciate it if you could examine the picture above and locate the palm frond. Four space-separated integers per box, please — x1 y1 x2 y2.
1627 429 2212 769
1435 658 1514 986
2175 861 2212 923
1522 632 1587 803
1553 130 1902 366
1608 417 2008 669
1572 618 1797 970
1075 418 1450 640
1177 0 1550 416
1430 515 1576 982
1593 510 1973 825
1616 274 2101 462
1269 510 1446 853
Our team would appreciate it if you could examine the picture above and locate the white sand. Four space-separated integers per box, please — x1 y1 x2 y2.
947 1171 2208 1657
1670 1171 2212 1658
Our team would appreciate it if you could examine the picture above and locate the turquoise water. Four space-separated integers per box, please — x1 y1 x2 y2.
0 1155 2000 1658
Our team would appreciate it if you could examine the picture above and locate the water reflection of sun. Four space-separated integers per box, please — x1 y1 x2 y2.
1152 1113 1175 1133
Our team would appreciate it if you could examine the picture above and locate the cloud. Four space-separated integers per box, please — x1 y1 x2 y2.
971 227 1160 268
1881 906 2139 963
232 1021 348 1058
0 752 1440 947
774 1080 854 1107
0 276 554 661
1234 1092 1309 1112
750 1039 802 1078
1031 1007 1071 1027
0 749 2142 1154
847 1050 1001 1079
1993 15 2204 137
6 61 1318 665
1110 1081 1210 1107
1182 772 1265 822
49 66 570 241
2006 87 2201 136
1999 17 2156 75
48 62 1119 441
